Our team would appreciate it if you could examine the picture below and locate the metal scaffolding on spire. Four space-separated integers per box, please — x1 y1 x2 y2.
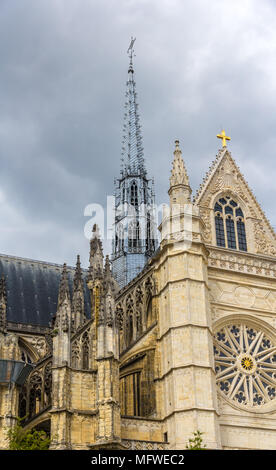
121 37 146 176
112 39 158 289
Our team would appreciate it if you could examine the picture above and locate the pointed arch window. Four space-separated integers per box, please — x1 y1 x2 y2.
214 197 247 251
128 221 140 249
82 332 90 370
130 181 138 208
146 213 152 252
116 223 124 253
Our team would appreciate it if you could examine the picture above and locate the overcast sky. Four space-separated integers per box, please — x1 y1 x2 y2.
0 0 276 268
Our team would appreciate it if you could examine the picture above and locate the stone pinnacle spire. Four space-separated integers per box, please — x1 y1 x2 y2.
169 140 192 205
88 224 104 281
73 255 83 291
54 263 71 332
170 140 190 187
72 255 85 332
57 263 70 309
121 38 145 176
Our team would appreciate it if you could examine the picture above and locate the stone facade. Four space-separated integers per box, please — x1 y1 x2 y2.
0 142 276 450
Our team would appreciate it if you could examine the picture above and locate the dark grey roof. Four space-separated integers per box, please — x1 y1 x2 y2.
0 253 91 327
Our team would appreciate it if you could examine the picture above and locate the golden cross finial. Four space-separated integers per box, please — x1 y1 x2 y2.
217 129 231 148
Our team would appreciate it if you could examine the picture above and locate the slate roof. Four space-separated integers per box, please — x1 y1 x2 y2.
0 253 91 327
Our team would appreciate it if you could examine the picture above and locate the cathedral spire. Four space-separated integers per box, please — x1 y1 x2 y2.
112 41 158 289
169 140 192 205
121 37 145 176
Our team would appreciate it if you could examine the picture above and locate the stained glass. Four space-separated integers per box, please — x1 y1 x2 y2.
226 217 236 249
214 322 276 409
214 198 247 252
237 219 247 251
215 215 225 247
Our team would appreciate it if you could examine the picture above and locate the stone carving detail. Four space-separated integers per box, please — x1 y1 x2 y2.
209 249 276 278
200 207 212 244
20 336 48 359
71 326 91 370
122 439 167 450
116 272 157 352
198 156 256 217
71 339 81 369
214 322 276 409
18 358 52 422
170 140 190 188
253 221 276 256
195 152 276 257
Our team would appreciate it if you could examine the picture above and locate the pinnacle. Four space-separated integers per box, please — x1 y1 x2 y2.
170 140 190 188
104 255 111 276
90 225 103 258
74 255 83 291
58 263 70 307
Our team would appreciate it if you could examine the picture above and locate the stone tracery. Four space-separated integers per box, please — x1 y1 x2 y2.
214 321 276 409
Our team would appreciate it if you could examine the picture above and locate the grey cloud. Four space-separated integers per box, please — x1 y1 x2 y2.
0 0 276 267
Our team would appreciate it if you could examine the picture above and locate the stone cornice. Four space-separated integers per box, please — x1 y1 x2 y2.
208 246 276 279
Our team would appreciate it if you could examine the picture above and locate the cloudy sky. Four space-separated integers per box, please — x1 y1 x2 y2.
0 0 276 268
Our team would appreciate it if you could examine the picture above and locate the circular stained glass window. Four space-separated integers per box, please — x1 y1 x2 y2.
214 322 276 408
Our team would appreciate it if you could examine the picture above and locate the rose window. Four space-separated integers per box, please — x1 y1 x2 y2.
214 322 276 408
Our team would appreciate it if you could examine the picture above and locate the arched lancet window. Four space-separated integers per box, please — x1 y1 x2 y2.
82 332 90 370
146 213 153 252
128 221 140 249
128 314 133 346
214 197 247 251
130 181 138 208
115 223 124 253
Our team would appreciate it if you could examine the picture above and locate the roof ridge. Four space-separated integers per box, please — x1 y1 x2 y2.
0 252 89 272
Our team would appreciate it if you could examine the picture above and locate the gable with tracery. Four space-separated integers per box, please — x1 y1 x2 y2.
194 148 276 256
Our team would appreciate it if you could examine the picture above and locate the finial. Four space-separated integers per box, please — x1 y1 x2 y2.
92 224 101 239
217 129 231 148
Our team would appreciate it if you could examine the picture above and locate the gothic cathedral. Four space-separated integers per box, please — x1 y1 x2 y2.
0 45 276 450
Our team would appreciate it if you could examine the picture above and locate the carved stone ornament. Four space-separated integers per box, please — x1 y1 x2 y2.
214 320 276 411
253 220 276 256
